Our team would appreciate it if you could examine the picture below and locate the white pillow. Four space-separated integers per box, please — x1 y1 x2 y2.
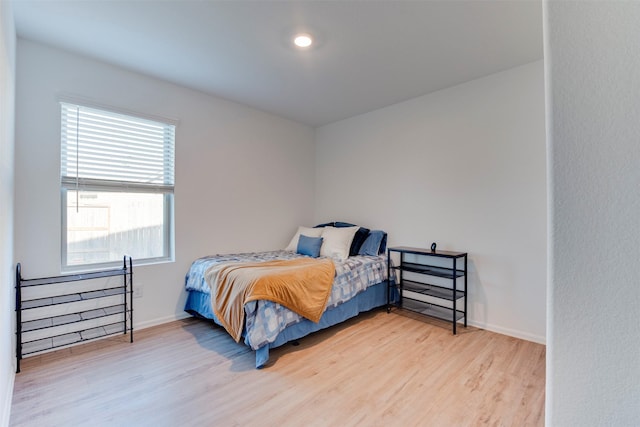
320 226 359 260
285 226 323 252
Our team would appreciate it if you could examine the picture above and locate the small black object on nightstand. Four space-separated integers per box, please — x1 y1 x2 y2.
431 242 437 252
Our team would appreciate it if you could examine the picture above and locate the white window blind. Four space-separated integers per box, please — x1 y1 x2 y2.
61 103 175 193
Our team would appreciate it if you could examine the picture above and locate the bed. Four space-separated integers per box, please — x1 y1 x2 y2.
183 223 395 368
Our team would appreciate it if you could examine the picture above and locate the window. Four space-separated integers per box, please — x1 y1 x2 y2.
60 102 175 269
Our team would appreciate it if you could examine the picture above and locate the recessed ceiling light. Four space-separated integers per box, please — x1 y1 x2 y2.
293 33 313 48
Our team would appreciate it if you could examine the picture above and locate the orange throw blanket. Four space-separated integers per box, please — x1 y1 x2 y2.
205 258 336 342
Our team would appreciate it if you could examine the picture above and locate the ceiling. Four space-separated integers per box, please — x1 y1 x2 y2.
11 0 543 127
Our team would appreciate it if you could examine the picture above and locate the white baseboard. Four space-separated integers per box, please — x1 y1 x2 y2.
468 320 546 345
133 312 192 331
1 369 15 427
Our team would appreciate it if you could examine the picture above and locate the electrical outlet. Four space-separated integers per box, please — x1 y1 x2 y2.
133 283 143 298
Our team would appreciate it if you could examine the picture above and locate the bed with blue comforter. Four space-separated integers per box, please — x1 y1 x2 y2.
184 250 393 368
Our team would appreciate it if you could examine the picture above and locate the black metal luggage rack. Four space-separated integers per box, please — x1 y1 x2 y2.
15 256 133 373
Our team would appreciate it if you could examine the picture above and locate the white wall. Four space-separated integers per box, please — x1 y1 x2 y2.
545 2 640 425
0 2 16 426
315 61 546 343
14 40 315 328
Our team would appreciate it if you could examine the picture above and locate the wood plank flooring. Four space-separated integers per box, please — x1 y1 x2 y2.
10 310 545 426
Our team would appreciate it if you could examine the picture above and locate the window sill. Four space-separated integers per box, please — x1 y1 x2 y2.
61 257 174 275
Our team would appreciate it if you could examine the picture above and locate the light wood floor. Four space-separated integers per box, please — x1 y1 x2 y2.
10 310 545 426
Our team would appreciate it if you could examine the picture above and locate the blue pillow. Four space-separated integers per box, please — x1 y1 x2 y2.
297 234 324 258
358 230 386 256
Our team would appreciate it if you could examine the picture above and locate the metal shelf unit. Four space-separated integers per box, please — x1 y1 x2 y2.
15 256 133 373
387 246 467 334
